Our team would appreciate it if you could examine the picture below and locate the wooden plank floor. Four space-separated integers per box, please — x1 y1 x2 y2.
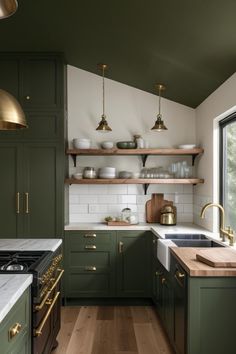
52 306 175 354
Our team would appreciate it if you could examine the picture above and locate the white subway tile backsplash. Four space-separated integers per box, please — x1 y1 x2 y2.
108 185 128 194
107 204 128 213
117 195 137 204
174 194 193 204
127 204 138 212
89 204 108 213
79 195 99 204
69 195 80 204
177 213 193 222
70 204 88 213
127 185 143 195
87 185 109 195
97 195 118 204
137 195 150 204
69 184 89 195
183 204 193 214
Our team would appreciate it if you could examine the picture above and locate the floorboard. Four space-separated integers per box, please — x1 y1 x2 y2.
52 306 175 354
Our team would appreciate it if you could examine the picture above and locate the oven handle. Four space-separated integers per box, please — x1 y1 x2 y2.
34 291 60 337
35 269 64 311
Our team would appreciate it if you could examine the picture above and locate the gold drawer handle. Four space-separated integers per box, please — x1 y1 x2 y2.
16 192 20 214
161 277 166 285
176 270 185 278
118 241 124 253
85 266 96 271
9 322 22 340
84 233 96 238
34 292 60 337
155 271 163 276
35 269 64 311
25 192 29 214
85 245 96 250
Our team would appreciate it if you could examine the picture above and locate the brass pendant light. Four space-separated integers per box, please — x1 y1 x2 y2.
151 84 168 132
96 63 112 132
0 0 18 19
0 89 27 130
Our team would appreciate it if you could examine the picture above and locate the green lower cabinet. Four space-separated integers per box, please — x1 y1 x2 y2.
64 230 152 300
0 287 31 354
116 231 151 297
171 254 236 354
65 231 116 297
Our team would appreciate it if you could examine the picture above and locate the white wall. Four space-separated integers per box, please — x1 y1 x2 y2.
67 65 196 223
194 73 236 230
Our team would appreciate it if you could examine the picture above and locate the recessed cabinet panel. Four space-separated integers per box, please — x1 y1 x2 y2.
20 57 60 110
0 144 23 237
22 112 60 140
0 58 19 98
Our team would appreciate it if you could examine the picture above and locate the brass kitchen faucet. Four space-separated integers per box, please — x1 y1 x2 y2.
200 203 235 246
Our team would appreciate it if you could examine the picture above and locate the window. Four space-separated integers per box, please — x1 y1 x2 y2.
220 113 236 231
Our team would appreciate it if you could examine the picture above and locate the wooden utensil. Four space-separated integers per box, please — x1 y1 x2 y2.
146 193 173 223
196 248 236 268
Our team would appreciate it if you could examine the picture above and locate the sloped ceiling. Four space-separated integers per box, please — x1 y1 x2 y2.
1 0 236 107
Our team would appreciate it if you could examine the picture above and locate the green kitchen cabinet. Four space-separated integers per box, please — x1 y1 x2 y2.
0 287 31 354
65 231 117 298
0 53 65 141
116 231 151 297
0 142 64 238
170 253 236 354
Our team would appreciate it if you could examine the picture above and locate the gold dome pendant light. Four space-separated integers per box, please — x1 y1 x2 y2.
96 63 112 132
0 89 27 130
151 84 168 131
0 0 18 19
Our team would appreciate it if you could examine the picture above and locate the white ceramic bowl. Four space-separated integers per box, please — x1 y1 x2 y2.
101 141 114 149
73 138 91 149
119 171 133 179
73 172 83 179
177 144 196 149
99 167 116 173
99 173 116 179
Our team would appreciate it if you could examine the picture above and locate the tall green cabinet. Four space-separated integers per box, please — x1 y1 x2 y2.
0 53 66 238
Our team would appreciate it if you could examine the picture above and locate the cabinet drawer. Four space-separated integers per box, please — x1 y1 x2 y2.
68 251 112 272
66 273 112 297
66 231 115 250
0 288 30 351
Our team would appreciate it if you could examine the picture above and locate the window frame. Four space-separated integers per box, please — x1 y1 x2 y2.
219 111 236 211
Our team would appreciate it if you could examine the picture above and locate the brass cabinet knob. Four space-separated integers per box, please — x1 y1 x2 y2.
9 323 22 340
26 95 30 100
84 245 96 250
161 277 166 285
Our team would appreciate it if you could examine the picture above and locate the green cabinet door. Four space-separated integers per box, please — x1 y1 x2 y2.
0 57 19 99
117 231 151 297
0 143 64 238
0 144 23 237
22 143 64 238
20 55 63 110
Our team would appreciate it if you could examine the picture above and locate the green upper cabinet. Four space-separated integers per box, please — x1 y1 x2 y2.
116 231 151 297
0 142 64 238
20 55 64 111
0 53 65 141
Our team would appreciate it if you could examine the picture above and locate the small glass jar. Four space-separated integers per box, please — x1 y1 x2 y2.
83 167 97 179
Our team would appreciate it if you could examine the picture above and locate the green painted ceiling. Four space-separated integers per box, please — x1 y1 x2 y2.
1 0 236 107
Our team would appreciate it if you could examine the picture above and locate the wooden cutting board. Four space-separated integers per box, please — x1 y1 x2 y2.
196 248 236 268
146 193 173 223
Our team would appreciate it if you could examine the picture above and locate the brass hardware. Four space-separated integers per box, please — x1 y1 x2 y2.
176 270 185 278
26 96 30 100
25 192 29 214
85 245 96 250
155 270 163 276
96 63 112 132
161 277 166 284
8 322 22 340
201 202 235 245
85 266 97 271
0 0 18 20
153 239 156 244
118 241 124 253
34 292 60 337
84 233 97 238
35 269 64 311
0 89 27 130
16 192 20 214
151 84 168 132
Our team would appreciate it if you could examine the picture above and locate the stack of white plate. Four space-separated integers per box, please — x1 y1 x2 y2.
73 138 91 149
99 167 116 179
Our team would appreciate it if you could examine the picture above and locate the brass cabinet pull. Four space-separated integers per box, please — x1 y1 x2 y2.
85 266 96 271
26 95 30 100
16 192 20 214
84 245 96 250
176 270 185 278
174 270 185 288
118 241 124 253
161 277 166 285
35 269 64 311
34 292 60 337
25 192 29 214
9 322 22 340
155 270 163 276
84 233 96 238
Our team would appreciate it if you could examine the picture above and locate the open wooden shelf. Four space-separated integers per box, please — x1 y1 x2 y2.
66 148 204 167
65 177 204 193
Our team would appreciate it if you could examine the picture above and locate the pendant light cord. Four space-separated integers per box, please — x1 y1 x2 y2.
158 86 161 116
102 66 105 117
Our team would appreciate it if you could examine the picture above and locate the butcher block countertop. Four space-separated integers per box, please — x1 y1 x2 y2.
170 247 236 277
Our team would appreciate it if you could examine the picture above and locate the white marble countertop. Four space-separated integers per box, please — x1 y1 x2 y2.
0 274 32 323
65 222 219 239
0 239 62 252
